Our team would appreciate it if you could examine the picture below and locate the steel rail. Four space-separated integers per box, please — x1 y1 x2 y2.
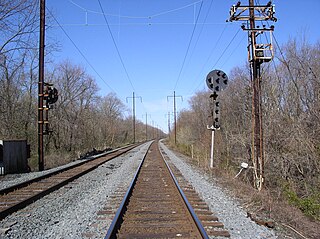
158 143 209 239
105 141 209 239
104 141 153 239
0 143 143 221
0 144 135 196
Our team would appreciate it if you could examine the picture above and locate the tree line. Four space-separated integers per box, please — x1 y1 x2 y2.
0 1 160 169
172 36 320 220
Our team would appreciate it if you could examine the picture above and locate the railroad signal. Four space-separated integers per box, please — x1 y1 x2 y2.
47 87 58 105
43 83 58 136
205 70 228 169
206 69 228 131
206 69 228 93
44 84 58 107
214 101 220 129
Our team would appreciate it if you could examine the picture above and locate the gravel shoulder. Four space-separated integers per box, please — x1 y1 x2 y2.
1 140 278 239
159 140 278 239
0 142 152 239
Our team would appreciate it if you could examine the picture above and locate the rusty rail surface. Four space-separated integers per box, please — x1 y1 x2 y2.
105 141 217 239
159 143 230 238
0 143 141 221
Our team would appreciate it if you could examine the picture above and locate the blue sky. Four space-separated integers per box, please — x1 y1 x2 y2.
46 0 320 133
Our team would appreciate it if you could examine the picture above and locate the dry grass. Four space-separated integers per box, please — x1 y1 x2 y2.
44 151 75 170
217 172 320 239
165 142 320 239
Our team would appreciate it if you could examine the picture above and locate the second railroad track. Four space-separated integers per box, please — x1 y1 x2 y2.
0 144 139 221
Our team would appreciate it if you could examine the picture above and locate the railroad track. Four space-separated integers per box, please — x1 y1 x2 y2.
105 141 230 238
0 143 140 221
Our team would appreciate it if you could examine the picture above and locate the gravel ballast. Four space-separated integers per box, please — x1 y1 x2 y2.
0 142 152 239
159 141 278 239
1 141 278 239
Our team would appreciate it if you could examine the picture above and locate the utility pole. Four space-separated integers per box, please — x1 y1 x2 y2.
38 0 45 171
166 112 172 137
152 120 155 139
229 0 276 190
143 113 150 141
126 92 142 143
167 91 183 144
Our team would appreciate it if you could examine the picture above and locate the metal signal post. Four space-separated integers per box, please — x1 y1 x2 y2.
206 70 228 168
207 93 218 169
228 0 276 190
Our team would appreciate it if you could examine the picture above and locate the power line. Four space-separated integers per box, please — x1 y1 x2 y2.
97 0 135 91
46 7 116 93
191 27 241 93
211 27 241 69
174 0 204 90
188 24 228 94
191 0 215 51
182 0 215 79
69 0 202 19
151 1 202 19
221 34 246 68
50 22 229 27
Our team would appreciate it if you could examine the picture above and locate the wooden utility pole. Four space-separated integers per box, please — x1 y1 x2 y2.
126 92 142 143
229 0 276 190
38 0 45 171
145 113 147 141
167 91 183 144
166 112 171 137
143 113 150 141
249 0 264 190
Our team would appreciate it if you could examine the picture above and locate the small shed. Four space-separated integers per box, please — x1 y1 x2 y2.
0 140 30 175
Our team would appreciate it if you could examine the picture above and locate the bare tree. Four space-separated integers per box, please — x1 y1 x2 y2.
96 93 127 147
0 0 38 55
48 61 99 153
173 36 320 222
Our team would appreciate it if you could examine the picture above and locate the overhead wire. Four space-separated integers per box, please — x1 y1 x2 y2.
191 27 241 93
253 0 297 112
190 0 215 51
46 7 116 93
181 0 215 79
51 22 228 27
151 1 202 19
188 24 228 94
221 34 246 68
69 0 202 19
97 0 135 91
211 27 241 70
173 0 204 90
